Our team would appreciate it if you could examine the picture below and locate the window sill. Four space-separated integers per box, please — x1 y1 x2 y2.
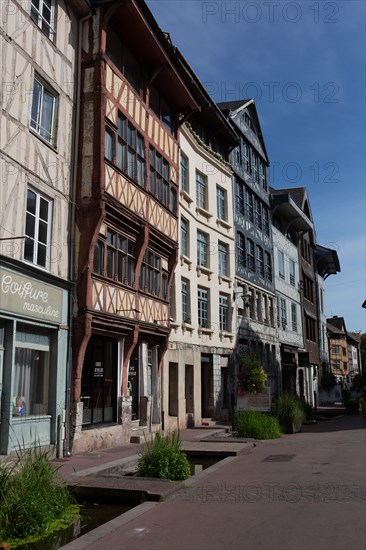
218 275 232 287
29 128 57 152
180 255 192 270
216 218 231 230
182 322 194 332
196 206 212 220
219 330 234 342
198 327 214 338
196 266 213 280
180 189 193 204
13 414 51 422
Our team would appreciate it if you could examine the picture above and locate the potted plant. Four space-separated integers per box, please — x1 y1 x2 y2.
272 393 304 434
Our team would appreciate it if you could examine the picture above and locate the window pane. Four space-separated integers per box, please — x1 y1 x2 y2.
105 129 114 161
25 214 35 238
38 220 47 244
40 90 54 141
39 197 48 221
24 238 34 263
30 80 42 130
37 243 47 267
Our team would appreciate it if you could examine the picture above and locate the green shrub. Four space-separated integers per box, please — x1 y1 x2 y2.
0 445 77 548
138 431 190 481
233 410 282 440
272 393 304 427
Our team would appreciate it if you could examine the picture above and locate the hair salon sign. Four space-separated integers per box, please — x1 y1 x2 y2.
1 268 63 323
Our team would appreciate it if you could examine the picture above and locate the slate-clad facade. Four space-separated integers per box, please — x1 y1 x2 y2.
219 100 278 394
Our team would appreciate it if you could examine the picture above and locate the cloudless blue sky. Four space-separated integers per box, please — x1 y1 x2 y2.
147 0 366 332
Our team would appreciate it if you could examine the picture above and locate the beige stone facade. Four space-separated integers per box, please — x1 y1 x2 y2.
163 123 237 429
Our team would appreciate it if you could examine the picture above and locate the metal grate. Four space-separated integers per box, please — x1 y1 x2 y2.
262 454 296 462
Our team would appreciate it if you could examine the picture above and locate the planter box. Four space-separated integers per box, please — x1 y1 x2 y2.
237 388 271 412
281 418 302 434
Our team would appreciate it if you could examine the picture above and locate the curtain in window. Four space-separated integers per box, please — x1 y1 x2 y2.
13 348 49 416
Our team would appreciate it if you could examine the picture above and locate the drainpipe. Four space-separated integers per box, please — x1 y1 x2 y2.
64 9 93 457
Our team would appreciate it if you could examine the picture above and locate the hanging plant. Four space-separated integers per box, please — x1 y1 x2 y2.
237 352 267 393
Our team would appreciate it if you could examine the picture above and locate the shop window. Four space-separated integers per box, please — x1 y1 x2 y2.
13 349 49 416
81 336 117 426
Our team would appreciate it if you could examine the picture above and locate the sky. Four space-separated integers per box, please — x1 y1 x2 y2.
147 0 366 333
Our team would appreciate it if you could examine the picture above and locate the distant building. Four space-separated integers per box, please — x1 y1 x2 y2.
327 316 349 383
270 189 313 397
347 332 361 380
315 244 341 383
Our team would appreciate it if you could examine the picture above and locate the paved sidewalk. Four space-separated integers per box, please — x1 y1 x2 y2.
59 414 366 550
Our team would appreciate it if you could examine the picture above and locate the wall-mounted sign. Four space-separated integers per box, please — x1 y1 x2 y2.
0 267 63 323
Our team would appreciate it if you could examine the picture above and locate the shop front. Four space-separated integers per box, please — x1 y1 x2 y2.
0 264 68 455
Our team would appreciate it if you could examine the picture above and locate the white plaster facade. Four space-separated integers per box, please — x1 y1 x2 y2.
163 123 236 429
273 227 303 350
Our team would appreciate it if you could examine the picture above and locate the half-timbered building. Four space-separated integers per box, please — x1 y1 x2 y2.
71 0 201 451
0 0 88 455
